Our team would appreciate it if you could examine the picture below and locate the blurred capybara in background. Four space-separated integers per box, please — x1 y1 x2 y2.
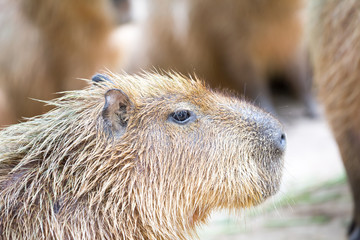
124 0 316 116
0 72 286 239
0 0 126 127
308 0 360 239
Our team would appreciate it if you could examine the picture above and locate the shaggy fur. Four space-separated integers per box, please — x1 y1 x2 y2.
126 0 315 115
308 0 360 238
0 0 120 127
0 72 285 239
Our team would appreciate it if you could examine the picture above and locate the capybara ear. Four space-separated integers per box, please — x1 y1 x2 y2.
102 89 133 138
92 73 114 86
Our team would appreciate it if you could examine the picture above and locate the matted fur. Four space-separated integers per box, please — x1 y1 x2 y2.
0 72 284 239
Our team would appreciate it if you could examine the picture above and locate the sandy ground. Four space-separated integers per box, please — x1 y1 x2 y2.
198 99 351 240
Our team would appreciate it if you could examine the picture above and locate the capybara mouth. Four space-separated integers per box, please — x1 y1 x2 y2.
245 112 286 201
257 154 285 200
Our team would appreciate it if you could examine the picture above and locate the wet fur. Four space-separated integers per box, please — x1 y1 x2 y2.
0 72 284 239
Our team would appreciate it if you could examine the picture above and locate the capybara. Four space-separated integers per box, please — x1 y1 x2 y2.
125 0 316 115
308 0 360 239
0 72 286 239
0 0 123 127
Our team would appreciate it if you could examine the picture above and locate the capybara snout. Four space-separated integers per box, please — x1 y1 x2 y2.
237 104 286 154
256 114 287 155
225 103 286 197
0 72 285 239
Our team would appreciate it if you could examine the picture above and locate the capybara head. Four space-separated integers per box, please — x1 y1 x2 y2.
0 72 286 239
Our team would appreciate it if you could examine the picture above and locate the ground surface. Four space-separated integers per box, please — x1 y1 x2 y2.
198 99 351 240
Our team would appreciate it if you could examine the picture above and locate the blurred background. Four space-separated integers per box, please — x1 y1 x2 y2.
0 0 352 239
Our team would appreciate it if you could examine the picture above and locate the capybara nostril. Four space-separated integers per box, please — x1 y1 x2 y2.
267 126 286 154
239 105 286 155
262 125 286 155
277 132 287 153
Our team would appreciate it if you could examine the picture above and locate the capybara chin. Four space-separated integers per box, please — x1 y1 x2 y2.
0 72 286 239
308 0 360 239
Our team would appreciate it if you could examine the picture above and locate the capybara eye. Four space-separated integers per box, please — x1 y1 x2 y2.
169 110 192 124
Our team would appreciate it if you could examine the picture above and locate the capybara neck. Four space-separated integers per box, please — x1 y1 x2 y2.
0 72 285 239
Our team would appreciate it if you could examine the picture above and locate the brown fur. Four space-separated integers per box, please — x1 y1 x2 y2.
126 0 315 114
308 0 360 238
0 0 120 127
0 72 285 239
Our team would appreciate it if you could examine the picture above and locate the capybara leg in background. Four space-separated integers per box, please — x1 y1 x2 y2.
308 0 360 239
0 72 286 239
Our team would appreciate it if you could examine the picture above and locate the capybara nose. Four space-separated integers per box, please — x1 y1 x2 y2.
239 105 286 154
276 131 287 153
265 124 286 154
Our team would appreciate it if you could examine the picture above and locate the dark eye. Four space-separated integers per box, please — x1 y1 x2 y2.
169 110 193 124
